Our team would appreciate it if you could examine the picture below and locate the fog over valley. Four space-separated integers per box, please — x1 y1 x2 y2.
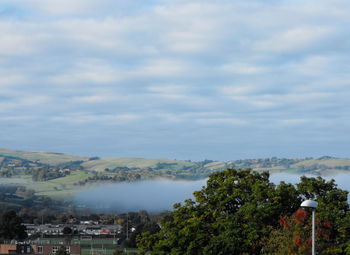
74 179 207 213
74 172 350 212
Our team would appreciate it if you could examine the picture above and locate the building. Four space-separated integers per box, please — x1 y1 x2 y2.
0 244 80 255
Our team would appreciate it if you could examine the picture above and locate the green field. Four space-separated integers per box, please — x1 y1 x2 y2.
1 148 350 203
0 148 89 165
81 157 194 172
0 171 91 200
35 238 130 255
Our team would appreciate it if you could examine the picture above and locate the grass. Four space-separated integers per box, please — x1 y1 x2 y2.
81 248 116 255
2 148 350 202
81 158 195 172
292 158 350 168
79 239 117 245
0 201 22 209
34 171 91 199
0 171 91 200
0 148 195 172
81 248 139 255
0 148 89 165
50 171 91 184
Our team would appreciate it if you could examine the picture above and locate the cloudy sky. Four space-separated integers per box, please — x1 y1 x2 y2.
0 0 349 161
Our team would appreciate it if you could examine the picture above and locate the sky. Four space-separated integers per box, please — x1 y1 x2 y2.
0 0 349 161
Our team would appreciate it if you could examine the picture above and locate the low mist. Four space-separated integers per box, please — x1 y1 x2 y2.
74 173 350 213
270 172 350 191
74 179 207 213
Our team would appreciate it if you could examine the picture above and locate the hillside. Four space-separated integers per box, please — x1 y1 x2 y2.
0 148 89 165
0 148 349 201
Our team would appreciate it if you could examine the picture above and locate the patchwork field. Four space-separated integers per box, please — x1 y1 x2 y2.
0 171 91 200
0 148 350 202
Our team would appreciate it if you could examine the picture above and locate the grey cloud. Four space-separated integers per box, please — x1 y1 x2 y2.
0 0 349 160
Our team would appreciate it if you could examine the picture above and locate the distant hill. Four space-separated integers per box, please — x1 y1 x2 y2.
0 148 349 200
1 148 350 176
0 148 89 165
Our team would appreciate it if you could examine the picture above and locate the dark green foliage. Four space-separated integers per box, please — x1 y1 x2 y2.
0 210 27 240
137 169 350 255
0 155 47 177
297 176 350 253
32 166 69 181
113 249 124 255
128 221 161 248
56 246 69 255
62 226 72 235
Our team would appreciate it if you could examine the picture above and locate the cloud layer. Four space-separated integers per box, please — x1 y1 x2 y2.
0 0 349 160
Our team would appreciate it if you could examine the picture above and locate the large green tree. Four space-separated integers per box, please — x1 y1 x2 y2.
0 210 27 240
137 169 350 255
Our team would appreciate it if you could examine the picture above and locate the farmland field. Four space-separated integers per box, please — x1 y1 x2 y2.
0 171 91 200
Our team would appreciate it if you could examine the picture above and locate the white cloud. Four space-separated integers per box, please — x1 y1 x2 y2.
220 85 260 96
133 59 189 78
0 0 349 159
255 26 333 53
51 113 140 124
0 72 26 88
20 95 50 106
195 118 247 126
221 63 267 75
0 22 38 55
0 116 35 121
289 55 346 76
279 118 309 126
48 59 122 84
71 95 115 103
147 85 191 99
10 0 114 16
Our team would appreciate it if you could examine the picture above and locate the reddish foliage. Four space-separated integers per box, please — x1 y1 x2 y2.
272 209 333 254
279 216 290 228
294 209 307 224
321 220 332 229
294 237 302 245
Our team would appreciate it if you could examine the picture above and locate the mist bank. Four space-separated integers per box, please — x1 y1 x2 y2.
74 179 207 213
74 172 350 213
270 172 350 190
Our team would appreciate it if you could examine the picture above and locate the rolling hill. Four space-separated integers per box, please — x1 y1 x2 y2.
0 148 349 200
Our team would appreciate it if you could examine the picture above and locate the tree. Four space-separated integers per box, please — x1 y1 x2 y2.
0 210 27 240
128 222 161 248
62 226 72 235
137 169 350 255
137 169 300 254
56 246 69 255
263 209 332 254
263 174 350 255
113 249 124 255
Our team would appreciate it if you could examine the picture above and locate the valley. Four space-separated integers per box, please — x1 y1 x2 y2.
1 148 350 202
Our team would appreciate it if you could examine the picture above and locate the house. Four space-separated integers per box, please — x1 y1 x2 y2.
0 244 17 255
34 244 80 255
0 244 80 255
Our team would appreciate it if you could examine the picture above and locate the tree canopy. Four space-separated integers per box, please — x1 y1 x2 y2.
0 210 27 241
55 246 69 255
137 168 350 255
